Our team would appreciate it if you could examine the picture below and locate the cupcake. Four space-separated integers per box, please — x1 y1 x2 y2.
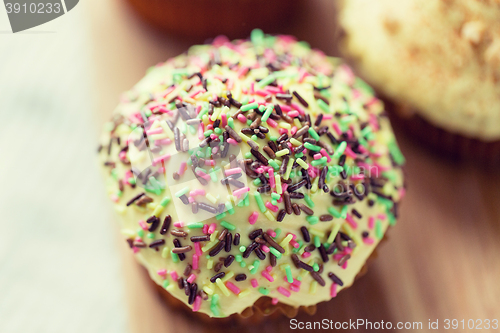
335 0 500 163
124 0 300 39
98 30 405 319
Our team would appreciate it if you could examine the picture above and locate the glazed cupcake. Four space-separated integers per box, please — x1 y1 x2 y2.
98 30 405 319
124 0 300 39
336 0 500 163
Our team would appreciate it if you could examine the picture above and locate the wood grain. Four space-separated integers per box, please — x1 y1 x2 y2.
86 0 500 331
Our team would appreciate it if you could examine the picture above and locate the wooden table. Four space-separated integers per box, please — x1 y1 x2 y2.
86 0 500 331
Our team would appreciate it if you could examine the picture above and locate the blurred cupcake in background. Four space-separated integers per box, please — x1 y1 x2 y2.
335 0 500 164
125 0 301 39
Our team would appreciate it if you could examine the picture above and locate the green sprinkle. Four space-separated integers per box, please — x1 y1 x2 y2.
311 157 327 166
317 99 330 113
314 235 321 248
147 232 155 239
253 191 266 213
250 260 260 274
268 159 280 170
388 213 396 226
274 228 282 238
128 177 136 185
228 117 234 128
375 220 383 239
160 196 171 207
241 102 259 112
334 141 347 158
285 265 293 283
313 263 319 272
163 280 169 289
171 252 179 263
269 247 282 259
306 216 319 225
261 104 274 122
253 178 262 186
304 194 315 208
240 261 246 268
271 192 280 200
175 186 190 197
388 139 406 165
244 152 252 159
269 135 278 141
220 221 236 231
216 212 227 220
235 254 242 262
304 142 321 152
214 127 222 135
328 206 341 218
204 130 213 137
340 205 348 219
187 222 203 229
239 245 246 253
258 287 269 295
308 127 320 141
137 229 144 238
225 202 235 215
251 28 264 44
258 74 276 89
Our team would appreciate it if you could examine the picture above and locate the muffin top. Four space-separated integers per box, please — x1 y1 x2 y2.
99 30 405 317
337 0 500 140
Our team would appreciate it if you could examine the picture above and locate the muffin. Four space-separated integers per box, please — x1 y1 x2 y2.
98 30 405 319
336 0 500 163
124 0 300 39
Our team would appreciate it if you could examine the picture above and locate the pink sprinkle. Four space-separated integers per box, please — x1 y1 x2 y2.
280 104 291 112
135 237 142 242
227 138 238 145
320 149 332 163
288 110 299 118
255 89 268 97
192 254 199 270
146 127 163 135
266 265 272 272
363 237 374 245
187 274 196 284
192 296 202 312
342 261 348 269
188 197 194 203
368 216 375 229
289 240 300 248
265 202 279 212
291 102 305 115
302 252 311 259
156 138 172 146
194 242 202 256
225 281 241 295
225 167 242 176
221 113 227 127
291 279 301 287
262 270 274 282
330 283 337 298
378 213 386 220
237 114 247 123
313 153 322 160
237 66 249 78
345 214 358 228
278 128 288 135
344 146 357 159
266 86 280 94
196 170 211 181
227 79 234 90
152 153 171 165
132 247 139 253
210 133 218 140
281 183 288 193
332 122 342 135
290 284 300 292
323 114 333 120
233 187 250 198
255 167 264 174
202 224 209 234
207 124 213 131
190 189 206 196
266 118 278 128
157 269 167 277
248 211 259 225
170 271 178 281
260 245 270 253
290 126 297 136
267 229 276 237
174 221 185 228
278 287 291 297
351 174 364 180
251 279 259 288
188 89 202 99
138 220 148 230
208 223 216 234
198 123 204 140
268 169 275 188
195 105 202 114
250 82 255 94
271 298 279 305
204 159 216 166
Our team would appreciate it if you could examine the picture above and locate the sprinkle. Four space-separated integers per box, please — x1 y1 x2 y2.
251 279 259 288
258 287 270 295
241 102 259 112
220 220 236 230
330 283 338 297
215 278 230 296
225 281 241 295
296 158 309 169
253 191 266 213
261 270 274 282
264 210 275 221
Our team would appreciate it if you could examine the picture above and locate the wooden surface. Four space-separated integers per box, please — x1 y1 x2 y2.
85 0 500 331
